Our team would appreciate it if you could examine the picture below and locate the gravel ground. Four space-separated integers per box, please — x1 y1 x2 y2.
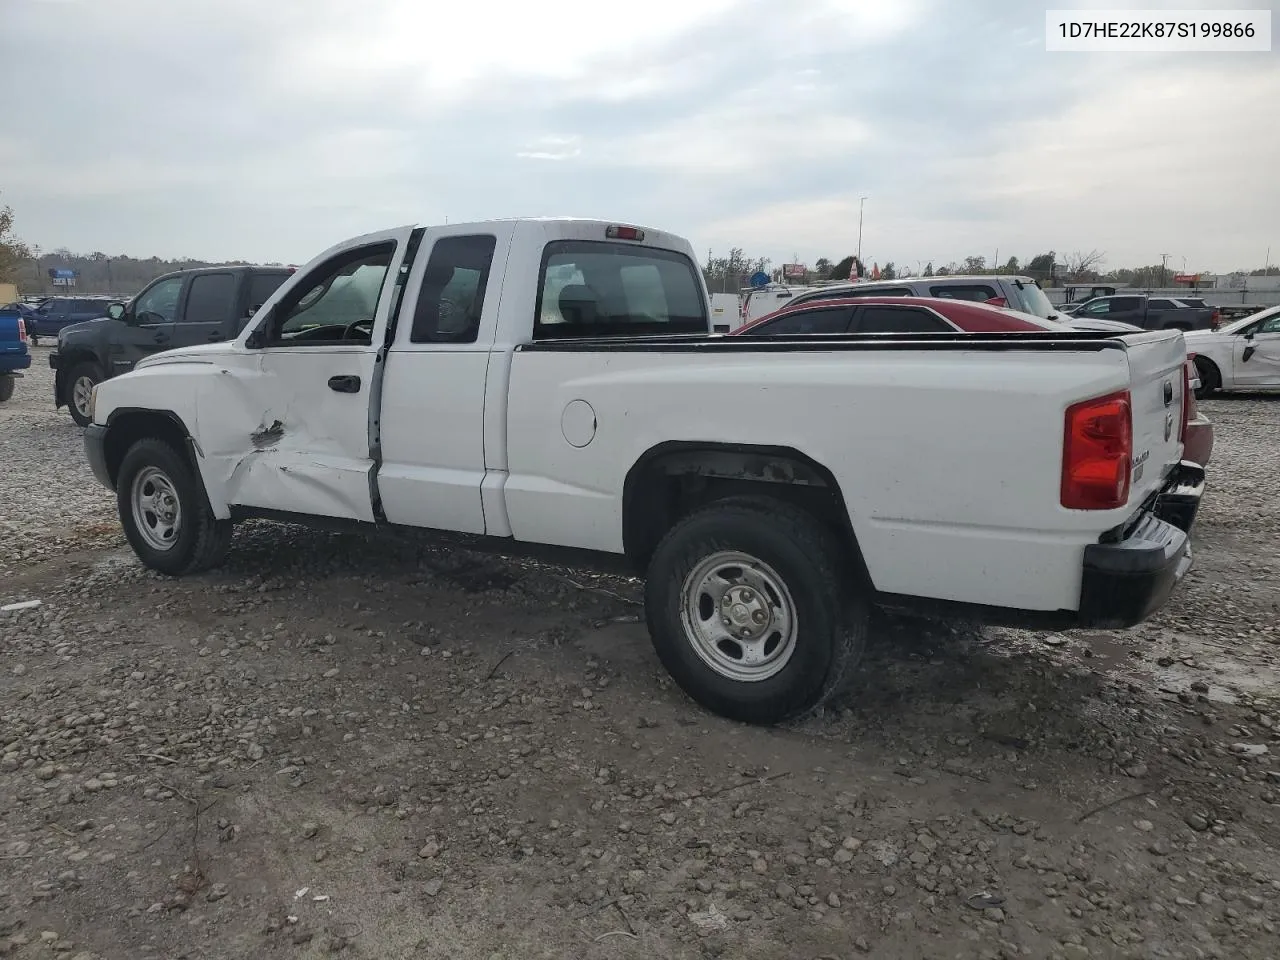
3 349 1280 960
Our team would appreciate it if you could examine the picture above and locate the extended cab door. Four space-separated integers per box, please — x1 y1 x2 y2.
172 272 240 348
198 227 418 523
376 224 515 534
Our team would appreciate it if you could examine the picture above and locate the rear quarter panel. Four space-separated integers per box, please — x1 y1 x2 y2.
503 344 1140 612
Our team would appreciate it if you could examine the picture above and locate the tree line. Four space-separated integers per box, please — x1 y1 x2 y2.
4 197 1277 299
0 195 288 297
704 246 1280 293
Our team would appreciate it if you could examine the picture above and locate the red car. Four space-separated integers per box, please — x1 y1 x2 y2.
731 295 1213 466
732 295 1048 335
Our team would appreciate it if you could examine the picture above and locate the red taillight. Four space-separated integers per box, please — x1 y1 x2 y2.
1061 390 1132 510
1210 308 1221 330
1181 355 1196 443
17 318 27 343
984 296 1008 308
605 224 645 242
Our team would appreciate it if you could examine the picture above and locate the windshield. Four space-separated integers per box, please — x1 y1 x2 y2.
1014 281 1057 319
1217 304 1280 335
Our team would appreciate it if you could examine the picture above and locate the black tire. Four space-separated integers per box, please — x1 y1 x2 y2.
1193 356 1221 399
0 376 13 403
116 438 233 576
644 497 867 725
66 362 102 427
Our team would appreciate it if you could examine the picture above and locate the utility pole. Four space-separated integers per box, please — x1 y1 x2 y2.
856 197 868 274
1159 252 1170 288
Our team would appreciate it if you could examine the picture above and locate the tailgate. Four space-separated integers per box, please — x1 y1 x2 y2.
1122 330 1187 505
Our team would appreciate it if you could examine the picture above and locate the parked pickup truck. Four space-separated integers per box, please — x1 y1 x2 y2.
50 265 293 426
81 219 1204 725
1071 295 1217 331
0 304 32 402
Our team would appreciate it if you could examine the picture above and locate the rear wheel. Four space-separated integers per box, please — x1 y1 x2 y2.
66 362 102 427
1193 356 1221 399
116 438 233 576
0 376 13 403
644 497 867 725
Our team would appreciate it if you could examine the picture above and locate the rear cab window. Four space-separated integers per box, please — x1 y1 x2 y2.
535 241 707 339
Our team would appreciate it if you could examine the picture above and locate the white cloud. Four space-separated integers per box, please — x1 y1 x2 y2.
517 136 583 161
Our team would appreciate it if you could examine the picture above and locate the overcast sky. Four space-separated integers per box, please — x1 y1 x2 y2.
5 0 1278 273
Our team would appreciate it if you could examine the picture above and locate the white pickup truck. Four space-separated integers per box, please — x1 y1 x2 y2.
83 218 1204 724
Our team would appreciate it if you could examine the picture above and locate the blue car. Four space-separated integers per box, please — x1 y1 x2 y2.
26 296 114 341
0 304 32 402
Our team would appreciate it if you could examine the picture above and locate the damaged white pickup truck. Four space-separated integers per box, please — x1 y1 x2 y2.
83 218 1204 724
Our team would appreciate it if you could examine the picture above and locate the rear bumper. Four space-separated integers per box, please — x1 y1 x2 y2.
84 423 112 489
1076 461 1204 629
1 353 31 372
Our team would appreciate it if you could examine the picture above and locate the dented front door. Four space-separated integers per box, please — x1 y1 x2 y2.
196 227 417 523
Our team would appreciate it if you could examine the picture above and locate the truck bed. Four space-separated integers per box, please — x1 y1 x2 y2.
504 328 1188 614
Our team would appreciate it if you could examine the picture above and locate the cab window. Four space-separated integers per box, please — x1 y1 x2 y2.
264 244 393 346
535 241 706 339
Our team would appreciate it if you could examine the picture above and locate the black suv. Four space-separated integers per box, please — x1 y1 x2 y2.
51 265 292 425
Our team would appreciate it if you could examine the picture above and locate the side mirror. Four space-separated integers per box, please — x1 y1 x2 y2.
244 312 269 349
107 302 127 321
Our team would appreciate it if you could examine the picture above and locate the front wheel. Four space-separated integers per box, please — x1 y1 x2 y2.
116 438 233 576
66 362 102 427
644 498 867 725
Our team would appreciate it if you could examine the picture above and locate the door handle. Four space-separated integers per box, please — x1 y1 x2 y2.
328 375 361 393
153 333 169 344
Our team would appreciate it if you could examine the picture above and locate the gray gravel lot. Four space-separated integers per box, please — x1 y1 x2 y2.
3 349 1280 960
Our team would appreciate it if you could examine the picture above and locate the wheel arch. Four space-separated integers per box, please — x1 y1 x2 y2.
54 348 104 407
621 440 870 585
102 408 198 489
1192 353 1223 393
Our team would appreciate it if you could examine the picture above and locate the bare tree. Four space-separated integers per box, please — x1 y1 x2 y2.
1065 249 1106 280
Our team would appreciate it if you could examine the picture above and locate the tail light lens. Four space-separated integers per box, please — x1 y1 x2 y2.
1210 309 1221 330
1181 355 1197 443
17 318 27 343
984 297 1008 308
1062 390 1132 510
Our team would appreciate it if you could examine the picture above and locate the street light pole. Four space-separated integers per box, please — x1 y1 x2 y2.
856 197 867 274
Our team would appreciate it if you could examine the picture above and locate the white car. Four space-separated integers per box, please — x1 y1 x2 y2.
81 218 1203 725
1184 304 1280 397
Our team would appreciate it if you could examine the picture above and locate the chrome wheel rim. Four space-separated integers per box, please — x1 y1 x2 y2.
680 550 798 682
131 466 182 551
73 376 94 418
